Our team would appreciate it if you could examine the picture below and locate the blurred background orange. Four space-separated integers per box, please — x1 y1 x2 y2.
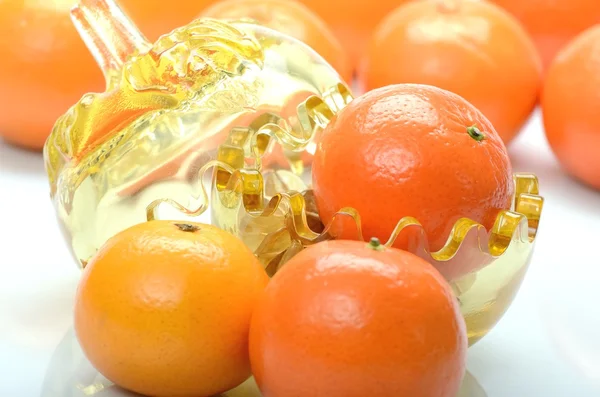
2 0 600 156
361 0 542 144
298 0 411 71
0 0 213 151
491 0 600 71
542 25 600 190
0 1 102 150
201 0 351 82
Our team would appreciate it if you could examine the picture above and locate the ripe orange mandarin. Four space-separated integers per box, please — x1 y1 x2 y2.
542 25 600 190
299 0 412 70
201 0 351 83
0 0 212 150
312 84 514 252
492 0 600 71
250 238 468 397
362 0 542 144
74 220 269 397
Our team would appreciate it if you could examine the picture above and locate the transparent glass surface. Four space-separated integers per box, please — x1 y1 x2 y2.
44 0 351 267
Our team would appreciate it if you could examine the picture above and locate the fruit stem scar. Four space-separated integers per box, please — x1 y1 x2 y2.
174 223 200 232
368 237 385 251
467 125 485 142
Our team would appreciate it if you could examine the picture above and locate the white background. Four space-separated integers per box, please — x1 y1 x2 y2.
1 110 600 396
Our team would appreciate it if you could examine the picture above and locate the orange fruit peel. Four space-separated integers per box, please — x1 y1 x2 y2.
74 220 270 397
249 238 468 397
491 0 600 71
362 0 542 144
541 24 600 189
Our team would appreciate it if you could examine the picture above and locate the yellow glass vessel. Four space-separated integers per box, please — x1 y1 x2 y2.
44 0 544 354
44 0 350 268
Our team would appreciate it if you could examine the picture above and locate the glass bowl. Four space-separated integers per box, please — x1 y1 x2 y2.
43 0 351 267
43 0 544 346
206 171 543 345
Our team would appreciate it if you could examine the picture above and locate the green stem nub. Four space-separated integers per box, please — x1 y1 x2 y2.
467 125 485 142
175 223 200 233
368 237 385 251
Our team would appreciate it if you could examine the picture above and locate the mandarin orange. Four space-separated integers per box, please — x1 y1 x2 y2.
201 0 351 82
249 238 468 397
362 0 542 144
492 0 600 70
0 0 212 150
74 220 269 397
299 0 412 70
312 84 514 252
542 25 600 190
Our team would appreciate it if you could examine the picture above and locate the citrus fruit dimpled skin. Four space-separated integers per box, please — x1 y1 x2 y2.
542 25 600 190
74 221 269 397
492 0 600 70
200 0 351 83
363 0 542 144
249 239 468 397
312 84 514 252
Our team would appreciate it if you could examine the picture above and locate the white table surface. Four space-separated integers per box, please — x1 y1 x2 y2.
1 109 599 397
